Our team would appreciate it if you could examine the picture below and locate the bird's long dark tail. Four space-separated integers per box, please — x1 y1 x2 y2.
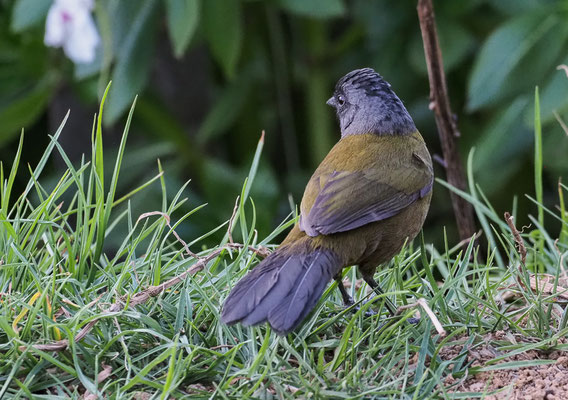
221 246 342 334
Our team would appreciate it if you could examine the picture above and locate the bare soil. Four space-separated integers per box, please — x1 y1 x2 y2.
439 332 568 399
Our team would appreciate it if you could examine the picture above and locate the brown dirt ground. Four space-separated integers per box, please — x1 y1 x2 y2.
438 331 568 399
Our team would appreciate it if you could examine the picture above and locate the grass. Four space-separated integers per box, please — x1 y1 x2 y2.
1 89 568 399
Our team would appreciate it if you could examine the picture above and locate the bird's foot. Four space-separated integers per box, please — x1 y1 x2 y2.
349 298 422 323
338 295 377 317
351 305 378 318
376 315 420 334
358 297 381 317
341 297 382 317
341 305 378 318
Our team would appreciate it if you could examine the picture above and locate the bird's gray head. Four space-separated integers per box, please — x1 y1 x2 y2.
327 68 416 137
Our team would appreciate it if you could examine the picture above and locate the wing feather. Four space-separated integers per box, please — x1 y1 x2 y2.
299 141 433 237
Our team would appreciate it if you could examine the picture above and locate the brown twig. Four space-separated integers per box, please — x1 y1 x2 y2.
500 274 568 301
502 213 568 303
528 275 568 300
227 242 272 259
504 211 527 291
417 0 476 242
225 200 272 257
138 211 201 260
210 344 235 351
504 212 526 265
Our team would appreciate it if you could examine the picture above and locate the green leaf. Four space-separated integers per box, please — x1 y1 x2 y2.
104 0 159 125
1 132 24 216
534 86 544 240
467 12 557 111
409 19 475 75
196 70 253 144
0 78 54 145
542 120 568 176
74 45 104 80
11 0 52 33
202 0 242 79
487 0 552 15
473 98 531 193
533 56 568 125
166 0 200 58
277 0 345 18
174 288 188 332
505 16 568 113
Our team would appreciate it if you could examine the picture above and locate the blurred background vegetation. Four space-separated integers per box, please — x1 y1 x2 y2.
1 0 568 248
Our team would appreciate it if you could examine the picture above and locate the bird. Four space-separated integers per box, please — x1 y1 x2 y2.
221 67 433 335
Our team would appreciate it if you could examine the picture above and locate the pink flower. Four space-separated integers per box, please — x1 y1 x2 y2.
44 0 100 64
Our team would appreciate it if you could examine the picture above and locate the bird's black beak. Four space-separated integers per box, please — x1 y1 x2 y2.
326 97 336 107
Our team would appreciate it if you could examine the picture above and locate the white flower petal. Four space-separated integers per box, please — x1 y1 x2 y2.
44 0 101 64
64 18 99 63
44 5 66 46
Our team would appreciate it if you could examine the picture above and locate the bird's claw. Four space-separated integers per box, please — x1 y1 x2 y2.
350 306 378 317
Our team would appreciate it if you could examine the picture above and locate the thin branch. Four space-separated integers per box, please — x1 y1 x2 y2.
417 0 477 242
138 211 200 259
504 211 527 292
227 242 272 259
504 212 526 265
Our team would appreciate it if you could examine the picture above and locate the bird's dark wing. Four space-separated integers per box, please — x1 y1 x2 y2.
299 150 432 237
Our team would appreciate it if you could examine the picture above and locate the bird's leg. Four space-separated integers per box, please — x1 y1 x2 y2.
362 275 398 317
335 274 378 317
334 274 354 307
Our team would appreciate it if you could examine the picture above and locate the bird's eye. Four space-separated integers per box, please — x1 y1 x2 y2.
337 95 345 106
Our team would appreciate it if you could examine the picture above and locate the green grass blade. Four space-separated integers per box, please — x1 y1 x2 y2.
534 86 544 257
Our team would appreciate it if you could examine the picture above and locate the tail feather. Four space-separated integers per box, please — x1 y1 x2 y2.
221 252 301 324
239 256 304 326
221 247 341 334
268 251 337 333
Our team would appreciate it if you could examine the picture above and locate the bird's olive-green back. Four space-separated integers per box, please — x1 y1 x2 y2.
298 131 432 237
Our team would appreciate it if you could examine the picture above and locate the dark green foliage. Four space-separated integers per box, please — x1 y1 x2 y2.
1 0 568 242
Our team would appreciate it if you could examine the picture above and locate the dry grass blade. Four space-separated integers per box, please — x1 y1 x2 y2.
557 64 568 78
553 111 568 137
397 298 446 337
83 364 113 400
528 274 568 300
